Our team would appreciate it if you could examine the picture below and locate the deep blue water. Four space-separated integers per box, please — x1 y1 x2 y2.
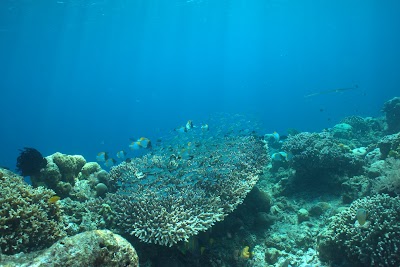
1 0 400 171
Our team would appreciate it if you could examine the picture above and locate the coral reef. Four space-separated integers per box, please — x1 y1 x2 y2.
0 169 65 255
95 134 269 247
0 230 139 267
318 194 400 266
382 96 400 133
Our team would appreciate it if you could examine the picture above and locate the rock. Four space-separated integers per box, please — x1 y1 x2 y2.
297 208 309 223
0 230 139 267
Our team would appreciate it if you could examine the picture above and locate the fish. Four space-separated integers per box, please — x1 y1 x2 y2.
129 141 142 150
48 195 60 204
96 152 109 162
271 152 288 162
129 137 151 150
116 150 127 159
175 126 187 133
240 246 252 259
304 84 359 98
272 131 280 141
356 208 367 226
186 120 194 131
104 158 117 167
179 142 193 160
264 132 280 142
137 137 151 148
201 124 209 132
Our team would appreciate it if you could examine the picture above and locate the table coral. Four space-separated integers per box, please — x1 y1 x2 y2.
94 134 269 246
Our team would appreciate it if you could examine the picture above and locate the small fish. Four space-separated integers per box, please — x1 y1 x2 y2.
116 150 127 159
201 124 209 132
129 137 151 150
265 132 280 142
186 120 194 131
271 152 288 162
129 141 142 150
356 208 367 226
240 246 252 259
178 142 193 160
138 137 151 148
104 158 117 167
175 126 187 133
96 152 109 162
48 195 60 204
272 131 280 141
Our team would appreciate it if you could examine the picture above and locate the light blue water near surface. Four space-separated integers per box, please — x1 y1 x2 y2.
1 0 399 171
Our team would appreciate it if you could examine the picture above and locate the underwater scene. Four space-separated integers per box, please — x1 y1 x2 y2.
1 0 400 266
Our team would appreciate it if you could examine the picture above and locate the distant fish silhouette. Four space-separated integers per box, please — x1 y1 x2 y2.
304 84 358 98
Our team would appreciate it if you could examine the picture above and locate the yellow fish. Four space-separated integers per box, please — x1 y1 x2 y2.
48 196 60 204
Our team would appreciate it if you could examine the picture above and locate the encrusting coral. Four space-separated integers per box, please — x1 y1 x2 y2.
0 169 66 255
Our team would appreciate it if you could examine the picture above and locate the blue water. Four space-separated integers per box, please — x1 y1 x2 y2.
1 0 400 171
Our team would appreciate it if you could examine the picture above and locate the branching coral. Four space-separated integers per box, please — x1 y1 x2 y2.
0 169 66 255
318 194 400 266
95 134 269 246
